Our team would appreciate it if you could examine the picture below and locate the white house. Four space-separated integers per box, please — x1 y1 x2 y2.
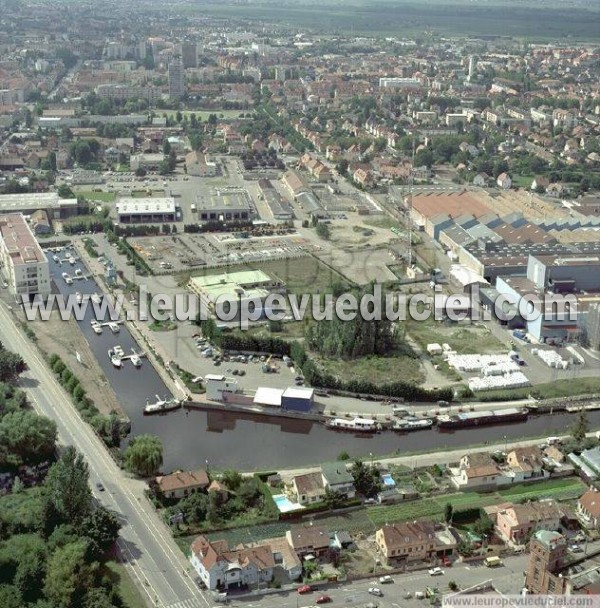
496 172 512 190
190 535 275 591
578 488 600 530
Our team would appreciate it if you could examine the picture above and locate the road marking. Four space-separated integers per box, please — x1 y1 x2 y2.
0 304 207 606
166 599 206 608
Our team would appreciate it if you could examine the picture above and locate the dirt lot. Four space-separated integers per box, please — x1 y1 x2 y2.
14 306 125 417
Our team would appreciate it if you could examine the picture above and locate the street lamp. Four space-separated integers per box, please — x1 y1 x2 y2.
504 435 508 453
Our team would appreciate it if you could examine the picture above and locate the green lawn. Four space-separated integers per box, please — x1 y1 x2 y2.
77 191 116 202
478 376 600 401
104 561 148 608
367 478 587 528
319 353 425 386
512 175 534 189
406 318 507 355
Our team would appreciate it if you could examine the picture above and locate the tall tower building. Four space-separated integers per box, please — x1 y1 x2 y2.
467 55 477 82
168 56 185 99
526 530 568 594
181 42 198 68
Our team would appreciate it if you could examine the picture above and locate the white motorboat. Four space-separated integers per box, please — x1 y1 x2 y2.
144 395 181 415
108 322 120 334
53 255 59 262
113 345 125 357
393 416 434 432
65 276 73 285
327 417 381 433
130 354 142 367
68 256 76 265
108 349 122 368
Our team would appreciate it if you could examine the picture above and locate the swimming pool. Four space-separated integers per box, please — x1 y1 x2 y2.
381 474 396 487
272 494 305 513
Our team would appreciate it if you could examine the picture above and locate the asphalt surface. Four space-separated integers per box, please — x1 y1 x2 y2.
0 301 209 608
234 553 531 608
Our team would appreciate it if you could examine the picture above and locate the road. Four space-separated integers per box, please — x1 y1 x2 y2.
235 553 531 608
0 301 208 608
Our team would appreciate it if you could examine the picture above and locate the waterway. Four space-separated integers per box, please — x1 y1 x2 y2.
47 250 600 472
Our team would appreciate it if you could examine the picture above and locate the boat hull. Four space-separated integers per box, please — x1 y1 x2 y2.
437 411 528 429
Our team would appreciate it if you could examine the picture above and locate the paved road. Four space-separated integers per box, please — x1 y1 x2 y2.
0 301 209 608
235 553 531 608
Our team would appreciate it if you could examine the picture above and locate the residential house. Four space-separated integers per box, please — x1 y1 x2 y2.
473 172 490 187
190 535 275 591
531 176 550 191
577 488 600 530
450 452 506 490
497 172 512 190
155 468 210 499
320 462 355 498
353 167 374 188
506 447 548 483
207 479 229 503
291 471 326 505
285 525 331 560
492 499 566 545
375 521 457 567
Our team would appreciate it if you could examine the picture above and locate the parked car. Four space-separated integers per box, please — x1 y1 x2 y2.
429 567 444 576
368 587 383 596
316 595 332 604
95 482 105 492
379 575 393 584
298 585 312 594
570 544 583 553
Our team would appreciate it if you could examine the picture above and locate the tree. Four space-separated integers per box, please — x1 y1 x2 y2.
323 488 345 509
44 539 97 608
0 350 26 382
350 460 381 498
44 446 92 525
135 167 147 177
221 469 243 491
162 139 171 156
473 514 494 538
315 222 331 240
444 502 453 524
124 435 163 477
337 451 350 461
178 491 209 525
79 507 120 559
0 411 57 466
572 409 589 443
57 184 75 199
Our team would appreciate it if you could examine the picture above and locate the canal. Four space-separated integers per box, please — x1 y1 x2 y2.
48 250 600 472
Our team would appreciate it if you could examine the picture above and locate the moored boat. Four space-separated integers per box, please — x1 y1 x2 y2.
436 407 529 429
393 416 434 431
327 417 381 433
130 354 142 367
144 395 181 415
108 349 122 368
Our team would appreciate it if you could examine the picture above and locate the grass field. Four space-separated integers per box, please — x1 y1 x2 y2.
181 256 349 294
367 478 586 527
319 353 425 386
405 318 506 355
177 478 587 550
104 561 148 608
478 376 600 401
77 191 116 202
512 175 534 189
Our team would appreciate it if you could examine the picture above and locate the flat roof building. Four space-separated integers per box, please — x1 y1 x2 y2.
0 192 78 219
0 213 50 298
196 188 255 222
116 198 176 224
